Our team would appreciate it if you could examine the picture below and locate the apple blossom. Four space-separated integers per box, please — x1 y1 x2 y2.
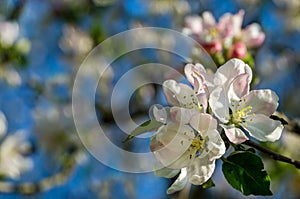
0 131 33 179
150 114 225 194
183 10 265 59
206 59 283 144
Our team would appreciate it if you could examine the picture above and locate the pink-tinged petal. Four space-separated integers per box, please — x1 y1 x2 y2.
167 168 188 194
242 23 265 48
227 73 250 101
218 10 244 38
189 113 217 134
202 11 216 28
209 87 230 123
220 124 249 144
243 114 283 142
184 16 203 35
184 63 206 87
214 58 252 88
150 124 195 169
243 89 279 116
187 158 215 185
170 107 198 124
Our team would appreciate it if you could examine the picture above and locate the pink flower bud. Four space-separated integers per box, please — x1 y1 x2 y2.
230 42 247 58
203 41 223 54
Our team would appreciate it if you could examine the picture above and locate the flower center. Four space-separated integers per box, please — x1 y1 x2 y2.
190 137 204 151
232 105 253 124
209 28 219 38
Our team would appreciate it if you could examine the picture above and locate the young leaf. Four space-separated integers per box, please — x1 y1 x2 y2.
222 151 272 196
123 120 163 143
201 178 215 189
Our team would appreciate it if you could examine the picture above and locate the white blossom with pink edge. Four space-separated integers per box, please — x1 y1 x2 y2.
150 114 225 194
206 59 283 144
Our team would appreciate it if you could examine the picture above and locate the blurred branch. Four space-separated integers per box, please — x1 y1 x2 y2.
7 0 27 20
244 140 300 169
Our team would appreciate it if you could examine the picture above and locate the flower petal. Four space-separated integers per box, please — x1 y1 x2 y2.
154 165 180 178
187 158 215 185
189 113 218 135
169 107 199 124
184 16 203 35
214 58 252 88
243 90 279 116
220 124 249 144
163 80 199 109
184 63 206 87
243 114 283 142
209 87 230 123
204 129 226 160
150 124 195 169
167 168 188 194
227 73 250 101
202 11 216 28
242 23 265 48
149 104 169 124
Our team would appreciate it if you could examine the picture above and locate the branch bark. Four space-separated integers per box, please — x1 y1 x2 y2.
244 140 300 169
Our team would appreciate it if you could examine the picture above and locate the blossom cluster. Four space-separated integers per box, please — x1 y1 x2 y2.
183 10 265 63
149 58 283 194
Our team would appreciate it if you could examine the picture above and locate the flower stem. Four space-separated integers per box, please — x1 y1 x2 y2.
244 140 300 169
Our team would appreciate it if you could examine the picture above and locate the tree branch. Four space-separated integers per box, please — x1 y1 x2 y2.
244 140 300 169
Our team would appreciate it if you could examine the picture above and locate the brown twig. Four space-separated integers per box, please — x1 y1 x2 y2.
244 140 300 169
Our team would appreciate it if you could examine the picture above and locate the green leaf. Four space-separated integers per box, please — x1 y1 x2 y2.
222 151 272 196
122 120 164 143
201 178 215 189
270 115 288 125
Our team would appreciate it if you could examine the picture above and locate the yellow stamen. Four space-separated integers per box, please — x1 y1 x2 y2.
232 105 253 124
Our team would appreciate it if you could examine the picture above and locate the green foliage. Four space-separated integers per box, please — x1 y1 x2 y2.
222 151 272 196
123 120 163 142
201 178 215 189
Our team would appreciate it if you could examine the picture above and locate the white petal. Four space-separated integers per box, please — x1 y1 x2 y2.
170 107 198 124
149 104 169 124
243 114 283 142
184 16 203 34
202 11 216 28
209 87 230 123
163 80 199 109
0 112 7 139
189 113 217 135
154 164 180 178
167 168 188 194
204 129 226 160
243 89 279 116
242 23 265 48
220 124 249 144
214 58 252 88
150 124 195 169
187 158 215 185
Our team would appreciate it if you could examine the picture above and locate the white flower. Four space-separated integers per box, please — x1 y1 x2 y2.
207 59 283 144
0 131 33 179
242 23 265 48
0 20 19 47
0 111 7 139
150 114 225 194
